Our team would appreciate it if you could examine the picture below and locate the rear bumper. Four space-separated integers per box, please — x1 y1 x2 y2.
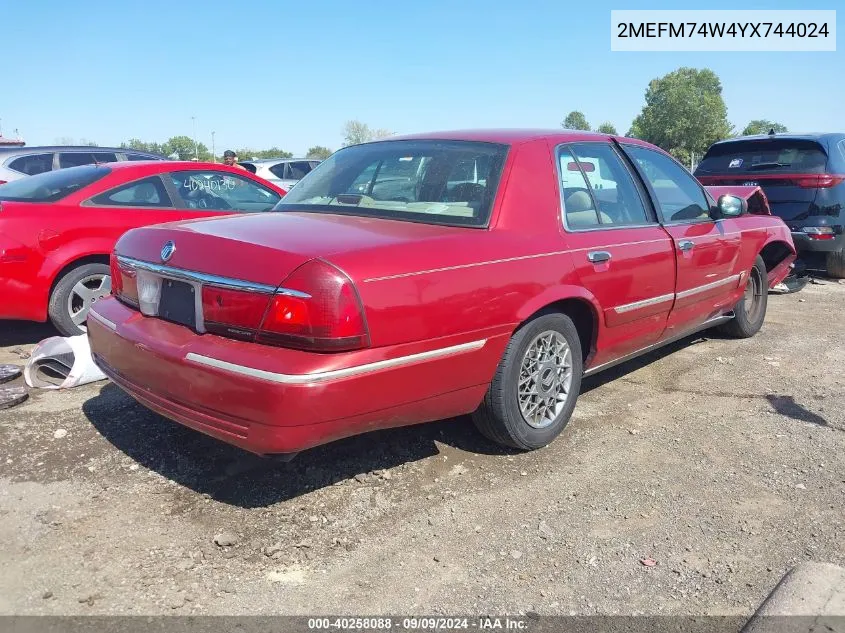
87 297 503 455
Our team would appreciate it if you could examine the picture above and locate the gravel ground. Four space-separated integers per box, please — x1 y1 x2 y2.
0 281 843 617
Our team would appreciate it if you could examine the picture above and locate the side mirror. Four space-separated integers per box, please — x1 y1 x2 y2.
716 194 746 218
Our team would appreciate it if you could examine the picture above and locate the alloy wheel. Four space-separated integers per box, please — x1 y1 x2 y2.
517 330 573 429
67 273 111 329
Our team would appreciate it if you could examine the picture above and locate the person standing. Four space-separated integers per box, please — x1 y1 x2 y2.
222 150 247 170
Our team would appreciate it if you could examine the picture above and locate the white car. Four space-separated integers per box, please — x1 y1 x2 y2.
239 158 321 191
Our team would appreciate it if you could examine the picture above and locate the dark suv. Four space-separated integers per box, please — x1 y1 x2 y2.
695 133 845 277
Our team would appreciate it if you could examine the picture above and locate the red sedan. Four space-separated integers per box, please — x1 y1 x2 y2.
88 130 796 457
0 161 286 335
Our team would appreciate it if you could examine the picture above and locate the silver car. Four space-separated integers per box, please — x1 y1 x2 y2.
0 146 166 184
239 158 321 190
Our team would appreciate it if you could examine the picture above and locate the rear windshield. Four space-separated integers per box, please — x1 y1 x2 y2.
0 165 111 202
696 139 828 174
274 140 509 227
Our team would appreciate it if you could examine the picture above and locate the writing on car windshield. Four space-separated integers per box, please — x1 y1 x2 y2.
275 140 508 226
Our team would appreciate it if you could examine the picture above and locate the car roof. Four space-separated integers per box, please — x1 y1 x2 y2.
0 145 164 155
710 132 845 146
239 158 317 164
360 128 657 148
100 160 249 172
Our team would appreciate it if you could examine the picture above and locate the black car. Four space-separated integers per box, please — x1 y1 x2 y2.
695 132 845 277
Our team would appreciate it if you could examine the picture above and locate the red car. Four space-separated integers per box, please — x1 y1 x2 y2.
0 161 286 335
88 130 796 457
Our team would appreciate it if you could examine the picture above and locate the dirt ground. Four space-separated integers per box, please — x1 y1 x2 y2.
0 281 843 617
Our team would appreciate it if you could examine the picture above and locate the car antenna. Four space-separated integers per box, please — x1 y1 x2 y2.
768 128 776 136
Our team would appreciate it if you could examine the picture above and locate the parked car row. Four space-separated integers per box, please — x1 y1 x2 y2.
1 128 821 460
0 145 166 183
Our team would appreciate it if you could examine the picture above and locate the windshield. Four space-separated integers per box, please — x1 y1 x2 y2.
274 140 509 227
696 139 828 175
0 165 111 202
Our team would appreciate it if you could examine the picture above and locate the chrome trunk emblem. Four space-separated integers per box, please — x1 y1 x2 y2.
160 240 176 262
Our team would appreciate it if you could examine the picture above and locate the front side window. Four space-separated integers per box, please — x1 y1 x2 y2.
169 170 281 212
89 176 172 208
276 140 509 227
625 145 710 223
8 153 54 175
0 165 111 202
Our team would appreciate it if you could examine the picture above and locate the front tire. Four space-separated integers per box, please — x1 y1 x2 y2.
472 312 583 450
48 263 111 336
718 255 768 339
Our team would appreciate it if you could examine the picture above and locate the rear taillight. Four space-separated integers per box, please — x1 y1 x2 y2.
110 254 139 306
258 259 369 352
796 174 845 188
803 226 837 240
0 180 7 185
198 259 370 352
201 286 270 340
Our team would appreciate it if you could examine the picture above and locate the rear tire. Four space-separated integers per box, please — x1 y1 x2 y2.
472 312 583 450
825 248 845 279
718 255 768 339
48 263 111 337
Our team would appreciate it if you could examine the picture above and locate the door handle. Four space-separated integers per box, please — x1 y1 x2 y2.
587 250 612 263
678 240 694 251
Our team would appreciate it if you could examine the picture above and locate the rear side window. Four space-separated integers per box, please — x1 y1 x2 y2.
268 163 286 179
89 176 172 207
58 152 117 168
560 143 652 228
696 139 828 174
126 153 157 161
0 165 111 202
8 153 54 175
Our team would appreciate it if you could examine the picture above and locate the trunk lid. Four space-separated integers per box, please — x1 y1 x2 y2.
115 210 475 286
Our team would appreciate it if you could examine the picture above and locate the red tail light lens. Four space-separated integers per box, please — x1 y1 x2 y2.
258 259 369 352
796 174 845 188
110 254 139 307
201 286 271 340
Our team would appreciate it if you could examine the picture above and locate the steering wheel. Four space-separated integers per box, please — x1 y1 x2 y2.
187 189 232 211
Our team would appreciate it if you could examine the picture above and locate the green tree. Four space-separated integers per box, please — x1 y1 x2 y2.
595 122 618 135
561 111 590 131
235 147 293 160
628 67 732 165
306 145 332 159
342 120 393 146
741 120 788 136
121 139 165 155
162 135 211 161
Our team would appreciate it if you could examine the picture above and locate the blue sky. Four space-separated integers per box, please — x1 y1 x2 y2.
3 0 842 156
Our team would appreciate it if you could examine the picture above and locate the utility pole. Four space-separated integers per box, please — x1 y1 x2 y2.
211 131 216 163
191 116 198 161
